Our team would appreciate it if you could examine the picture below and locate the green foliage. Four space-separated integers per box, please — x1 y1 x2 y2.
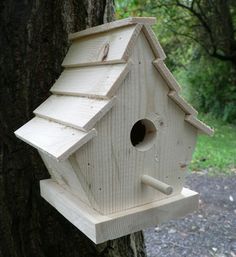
116 0 149 17
176 54 236 123
190 115 236 175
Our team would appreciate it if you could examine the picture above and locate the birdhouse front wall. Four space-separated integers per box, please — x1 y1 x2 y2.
66 31 198 215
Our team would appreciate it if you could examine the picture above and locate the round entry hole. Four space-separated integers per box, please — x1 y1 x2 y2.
130 119 157 151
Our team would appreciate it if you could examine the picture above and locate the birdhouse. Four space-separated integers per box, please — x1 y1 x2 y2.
15 17 213 244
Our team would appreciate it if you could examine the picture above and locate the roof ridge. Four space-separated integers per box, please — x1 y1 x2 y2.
69 17 156 40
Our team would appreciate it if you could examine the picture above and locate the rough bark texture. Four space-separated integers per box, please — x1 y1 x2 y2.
0 1 146 257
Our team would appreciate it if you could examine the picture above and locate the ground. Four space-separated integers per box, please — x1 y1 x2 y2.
144 173 236 257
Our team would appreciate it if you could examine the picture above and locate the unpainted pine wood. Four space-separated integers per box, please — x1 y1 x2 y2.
69 17 157 40
50 62 131 98
62 25 140 67
97 188 198 243
142 25 166 59
40 179 100 243
153 59 181 92
14 117 97 161
40 179 198 244
141 175 173 195
168 90 198 115
39 152 92 207
122 24 142 61
34 95 116 131
72 31 198 215
185 115 214 136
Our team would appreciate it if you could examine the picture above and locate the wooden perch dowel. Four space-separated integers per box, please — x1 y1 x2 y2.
141 175 173 195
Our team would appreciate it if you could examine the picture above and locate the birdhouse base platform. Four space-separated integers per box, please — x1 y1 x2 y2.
40 179 199 244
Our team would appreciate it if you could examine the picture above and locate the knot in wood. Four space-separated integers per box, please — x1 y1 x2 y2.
102 43 110 61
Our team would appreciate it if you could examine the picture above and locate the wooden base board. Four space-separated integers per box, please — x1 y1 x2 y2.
40 179 199 244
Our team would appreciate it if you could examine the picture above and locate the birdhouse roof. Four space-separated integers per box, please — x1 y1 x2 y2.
15 17 213 161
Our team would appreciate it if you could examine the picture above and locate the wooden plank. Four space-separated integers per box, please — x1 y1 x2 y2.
50 62 131 98
185 115 214 136
14 117 96 161
153 59 181 92
62 25 140 67
34 95 115 131
69 17 157 40
168 90 198 115
142 25 166 59
40 179 198 244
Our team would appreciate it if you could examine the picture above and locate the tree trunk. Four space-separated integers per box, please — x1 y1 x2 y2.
0 1 146 257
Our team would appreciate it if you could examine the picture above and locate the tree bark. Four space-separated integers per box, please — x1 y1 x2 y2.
0 1 146 257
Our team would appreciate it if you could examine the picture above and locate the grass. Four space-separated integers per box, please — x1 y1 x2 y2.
190 114 236 175
173 69 236 175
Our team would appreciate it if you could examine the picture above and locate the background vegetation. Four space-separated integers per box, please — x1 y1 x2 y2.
116 0 236 174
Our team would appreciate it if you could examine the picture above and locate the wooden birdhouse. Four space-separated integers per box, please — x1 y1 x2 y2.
15 17 213 244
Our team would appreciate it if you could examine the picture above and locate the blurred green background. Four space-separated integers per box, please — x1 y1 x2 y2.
116 0 236 174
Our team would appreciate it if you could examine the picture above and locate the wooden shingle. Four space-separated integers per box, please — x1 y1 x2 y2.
51 63 131 98
15 117 96 161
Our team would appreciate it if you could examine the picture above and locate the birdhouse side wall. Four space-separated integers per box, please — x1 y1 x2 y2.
70 31 197 215
39 152 92 208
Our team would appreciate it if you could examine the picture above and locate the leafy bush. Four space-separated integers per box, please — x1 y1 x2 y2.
177 54 236 124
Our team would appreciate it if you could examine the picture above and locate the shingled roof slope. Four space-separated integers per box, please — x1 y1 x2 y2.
15 17 213 161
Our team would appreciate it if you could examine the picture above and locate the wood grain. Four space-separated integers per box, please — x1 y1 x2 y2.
62 25 140 67
39 152 92 206
50 62 131 98
34 95 116 131
72 31 198 214
40 178 198 244
14 117 97 161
